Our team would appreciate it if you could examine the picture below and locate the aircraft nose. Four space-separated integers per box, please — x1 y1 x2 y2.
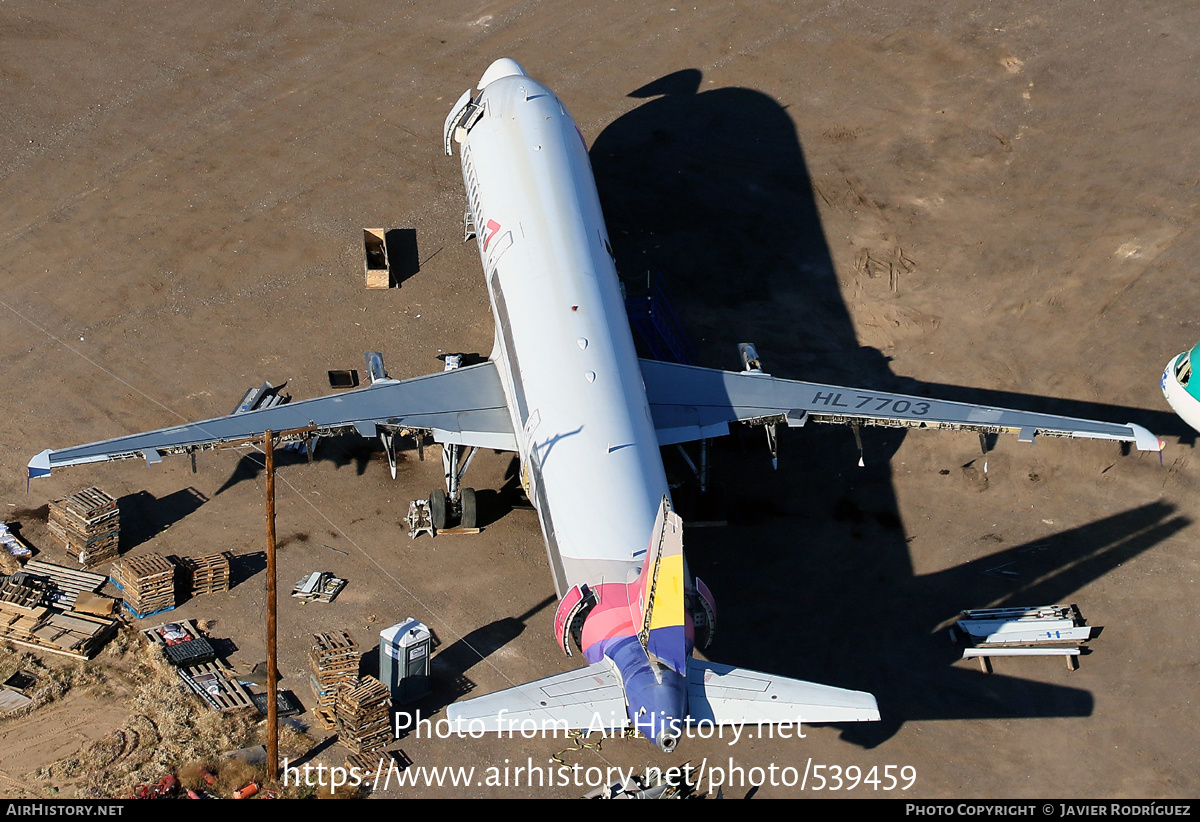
478 58 527 90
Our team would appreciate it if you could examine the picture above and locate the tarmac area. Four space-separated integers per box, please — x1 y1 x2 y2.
1 0 1199 799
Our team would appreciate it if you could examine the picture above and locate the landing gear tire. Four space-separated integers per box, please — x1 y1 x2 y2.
460 487 477 529
430 488 448 531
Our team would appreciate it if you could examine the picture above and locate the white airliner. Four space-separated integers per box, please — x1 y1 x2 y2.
30 59 1163 752
1161 343 1200 432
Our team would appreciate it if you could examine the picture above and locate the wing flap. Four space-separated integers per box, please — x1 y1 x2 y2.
641 359 1161 452
30 361 516 477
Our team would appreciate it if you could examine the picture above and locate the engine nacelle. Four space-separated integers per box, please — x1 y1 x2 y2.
690 577 717 650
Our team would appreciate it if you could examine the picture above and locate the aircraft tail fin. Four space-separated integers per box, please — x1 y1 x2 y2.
634 497 688 677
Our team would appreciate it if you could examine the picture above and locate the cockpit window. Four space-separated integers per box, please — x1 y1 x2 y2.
1176 351 1192 387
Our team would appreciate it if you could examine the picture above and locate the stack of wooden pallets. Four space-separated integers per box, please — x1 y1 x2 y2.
22 560 109 611
336 676 392 754
48 488 120 567
0 575 49 609
176 552 231 598
0 600 118 658
309 630 359 729
111 553 177 617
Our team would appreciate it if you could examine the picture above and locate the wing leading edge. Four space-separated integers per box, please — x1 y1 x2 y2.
29 361 516 478
640 359 1161 452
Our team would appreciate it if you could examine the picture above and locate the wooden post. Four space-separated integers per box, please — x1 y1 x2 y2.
264 430 279 780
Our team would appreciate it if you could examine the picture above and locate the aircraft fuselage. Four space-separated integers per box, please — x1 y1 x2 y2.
453 61 686 748
458 69 671 595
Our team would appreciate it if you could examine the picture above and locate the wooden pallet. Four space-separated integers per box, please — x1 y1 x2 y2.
0 600 118 659
178 661 255 711
0 575 49 609
312 706 338 730
48 489 120 568
336 676 392 754
309 631 360 709
309 631 359 673
176 552 231 596
23 560 107 610
50 487 118 522
111 554 176 615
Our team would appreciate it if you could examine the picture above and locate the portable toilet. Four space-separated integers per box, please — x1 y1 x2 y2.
380 618 432 704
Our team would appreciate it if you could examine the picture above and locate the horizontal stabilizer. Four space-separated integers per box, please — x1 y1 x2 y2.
687 659 879 725
446 663 629 732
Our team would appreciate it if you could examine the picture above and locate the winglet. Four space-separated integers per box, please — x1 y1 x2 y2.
27 449 52 481
1127 423 1163 452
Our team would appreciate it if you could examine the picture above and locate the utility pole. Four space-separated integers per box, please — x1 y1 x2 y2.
264 430 279 780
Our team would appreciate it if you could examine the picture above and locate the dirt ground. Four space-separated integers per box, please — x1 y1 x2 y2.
1 0 1198 800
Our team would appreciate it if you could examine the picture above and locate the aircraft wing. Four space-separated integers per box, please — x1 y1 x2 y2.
446 663 629 731
640 359 1162 452
687 659 880 724
28 361 517 478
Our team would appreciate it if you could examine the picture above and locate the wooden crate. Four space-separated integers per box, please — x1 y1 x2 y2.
363 228 390 288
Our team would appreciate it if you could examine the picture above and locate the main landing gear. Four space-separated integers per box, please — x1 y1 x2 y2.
428 472 478 531
425 353 480 531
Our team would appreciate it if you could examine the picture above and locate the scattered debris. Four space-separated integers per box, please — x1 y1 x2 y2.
232 781 258 799
132 774 178 800
142 620 217 667
291 571 346 603
583 766 710 799
952 604 1094 672
0 522 32 573
406 499 434 539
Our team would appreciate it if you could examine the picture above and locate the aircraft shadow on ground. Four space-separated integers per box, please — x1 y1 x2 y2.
589 70 1189 747
212 434 441 496
117 488 208 551
402 595 557 729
